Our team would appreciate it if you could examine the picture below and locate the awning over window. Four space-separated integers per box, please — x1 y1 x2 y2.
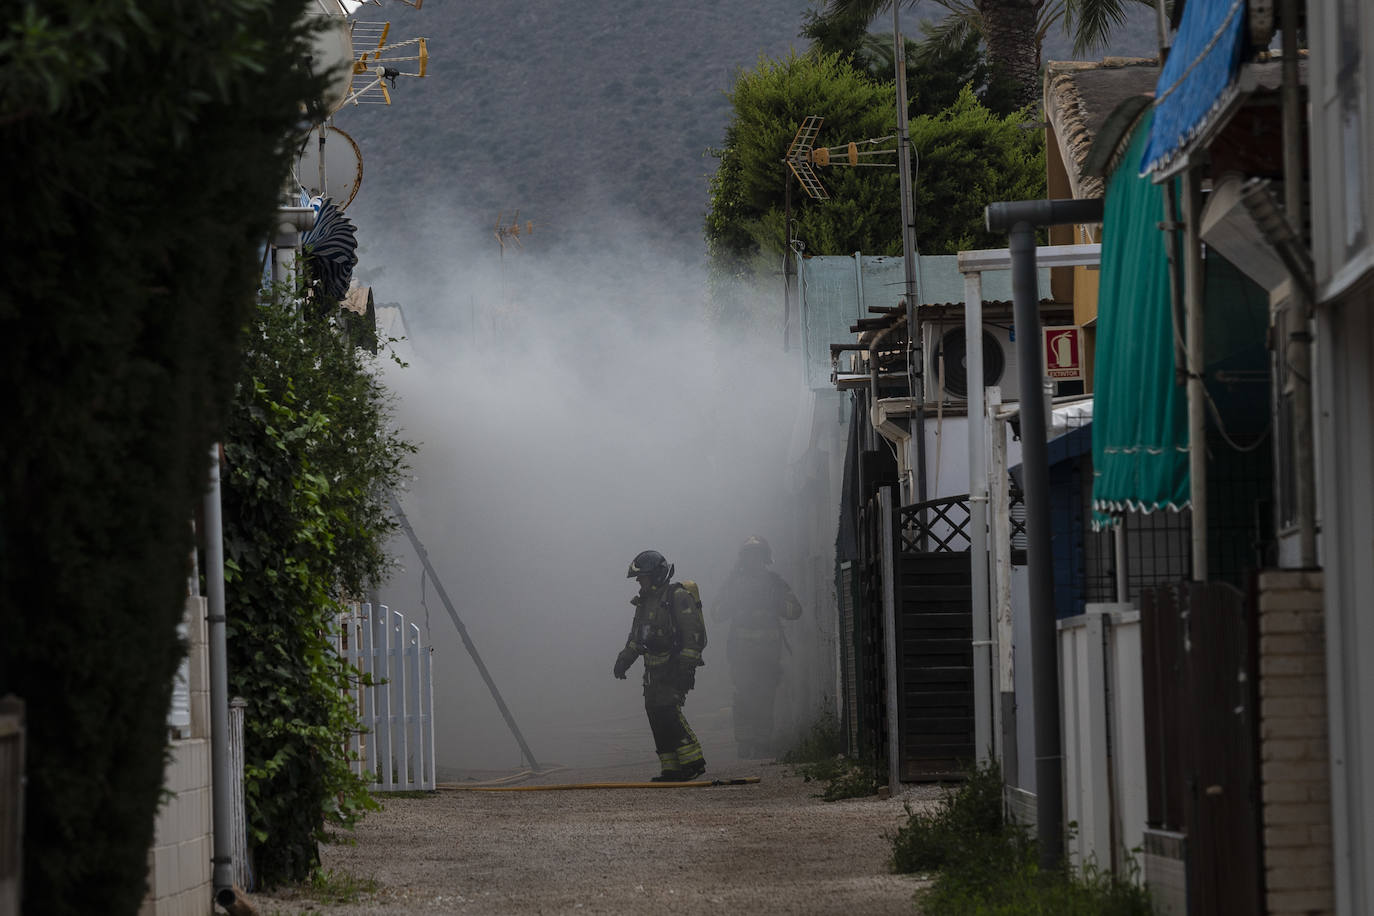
1094 110 1190 524
1140 0 1247 176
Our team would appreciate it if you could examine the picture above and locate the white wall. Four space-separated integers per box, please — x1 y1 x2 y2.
1310 0 1374 300
1059 605 1146 878
922 415 1025 501
1316 286 1374 915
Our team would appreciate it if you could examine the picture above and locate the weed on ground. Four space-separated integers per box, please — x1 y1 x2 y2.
779 710 879 801
259 866 379 912
891 761 1153 914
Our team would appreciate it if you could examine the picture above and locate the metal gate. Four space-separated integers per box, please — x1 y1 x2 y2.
337 603 436 792
1141 580 1262 914
897 497 976 780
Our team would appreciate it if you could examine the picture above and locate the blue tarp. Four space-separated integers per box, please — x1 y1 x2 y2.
1140 0 1247 175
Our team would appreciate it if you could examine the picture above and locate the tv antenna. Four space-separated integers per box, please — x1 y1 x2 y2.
492 211 537 308
493 211 535 253
337 21 429 108
784 115 897 201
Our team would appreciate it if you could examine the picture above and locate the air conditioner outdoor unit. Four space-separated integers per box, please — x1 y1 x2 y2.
923 321 1021 402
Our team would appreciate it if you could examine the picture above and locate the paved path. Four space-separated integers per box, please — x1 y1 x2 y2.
247 759 937 914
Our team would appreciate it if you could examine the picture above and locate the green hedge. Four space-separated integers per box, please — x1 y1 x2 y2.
221 291 412 886
0 3 322 912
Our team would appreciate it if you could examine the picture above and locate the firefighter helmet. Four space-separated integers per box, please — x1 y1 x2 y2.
627 549 673 585
739 536 772 566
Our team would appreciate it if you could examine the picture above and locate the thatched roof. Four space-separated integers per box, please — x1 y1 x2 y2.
1043 58 1161 199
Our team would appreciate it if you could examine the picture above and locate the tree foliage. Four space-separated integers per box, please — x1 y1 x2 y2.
908 86 1046 253
221 290 414 886
813 0 1157 108
705 48 1046 304
706 49 902 283
0 2 323 912
801 10 1022 117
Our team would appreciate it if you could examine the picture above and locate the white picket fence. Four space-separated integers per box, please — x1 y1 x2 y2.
337 603 436 792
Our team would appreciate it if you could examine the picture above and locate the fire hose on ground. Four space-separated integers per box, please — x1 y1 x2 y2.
441 777 761 791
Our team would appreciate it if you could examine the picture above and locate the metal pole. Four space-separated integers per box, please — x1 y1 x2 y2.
389 496 541 771
784 165 794 352
964 271 993 764
204 445 238 909
1280 0 1317 568
892 2 927 506
988 388 1014 771
1162 183 1188 384
1154 0 1171 61
985 196 1103 870
1114 520 1129 602
1181 169 1208 581
880 486 902 790
1009 219 1064 868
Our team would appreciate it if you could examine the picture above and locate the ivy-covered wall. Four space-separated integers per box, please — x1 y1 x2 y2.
0 3 322 913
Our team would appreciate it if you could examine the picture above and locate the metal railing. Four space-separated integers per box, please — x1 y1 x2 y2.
898 489 1027 554
337 603 436 792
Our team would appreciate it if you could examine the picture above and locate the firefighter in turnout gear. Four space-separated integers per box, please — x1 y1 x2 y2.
613 549 708 782
712 536 802 758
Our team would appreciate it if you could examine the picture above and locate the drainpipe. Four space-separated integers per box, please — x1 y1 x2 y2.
204 445 248 913
963 271 992 765
1280 0 1317 568
985 196 1104 871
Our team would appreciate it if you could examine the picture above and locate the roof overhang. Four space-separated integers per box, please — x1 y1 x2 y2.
958 243 1102 274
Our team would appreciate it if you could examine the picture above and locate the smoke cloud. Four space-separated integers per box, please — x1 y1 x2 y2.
360 206 814 775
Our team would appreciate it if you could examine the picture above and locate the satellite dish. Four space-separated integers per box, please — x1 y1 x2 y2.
296 126 365 210
305 1 356 114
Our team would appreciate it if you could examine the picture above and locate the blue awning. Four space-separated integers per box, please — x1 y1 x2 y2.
1140 0 1247 176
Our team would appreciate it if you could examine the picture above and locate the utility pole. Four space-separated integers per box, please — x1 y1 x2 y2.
892 2 927 505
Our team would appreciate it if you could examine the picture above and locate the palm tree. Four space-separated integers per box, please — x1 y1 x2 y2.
819 0 1155 107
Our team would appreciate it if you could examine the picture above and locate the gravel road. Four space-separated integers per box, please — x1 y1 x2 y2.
246 758 940 915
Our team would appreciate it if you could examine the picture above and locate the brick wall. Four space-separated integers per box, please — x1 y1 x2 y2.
1258 570 1333 916
140 597 213 916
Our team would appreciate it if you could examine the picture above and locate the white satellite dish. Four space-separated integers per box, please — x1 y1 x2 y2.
296 126 365 210
306 0 355 114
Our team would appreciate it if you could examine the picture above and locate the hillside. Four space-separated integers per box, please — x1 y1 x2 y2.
329 0 1160 324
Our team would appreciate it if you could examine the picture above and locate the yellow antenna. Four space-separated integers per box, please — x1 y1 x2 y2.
494 211 536 252
785 116 829 200
812 136 896 168
338 21 429 108
785 116 897 200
